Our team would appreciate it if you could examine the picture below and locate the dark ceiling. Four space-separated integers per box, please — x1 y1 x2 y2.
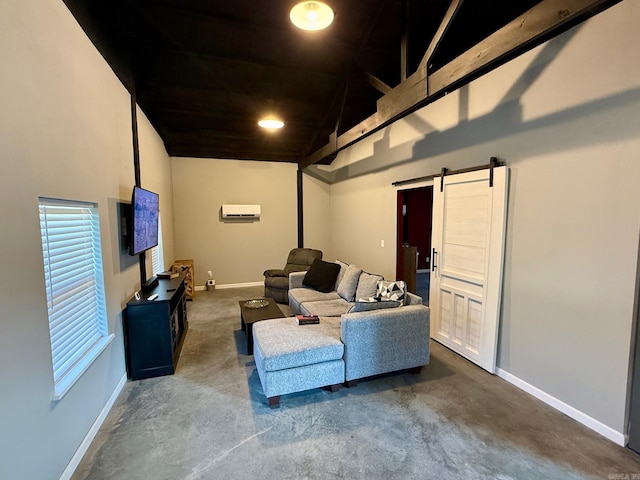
63 0 617 165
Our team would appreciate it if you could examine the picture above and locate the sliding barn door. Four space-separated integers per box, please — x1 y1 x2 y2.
429 167 508 373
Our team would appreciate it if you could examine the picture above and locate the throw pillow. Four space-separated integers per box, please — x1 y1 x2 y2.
334 259 349 290
376 280 407 304
336 264 362 302
302 258 341 293
355 271 384 300
348 297 401 313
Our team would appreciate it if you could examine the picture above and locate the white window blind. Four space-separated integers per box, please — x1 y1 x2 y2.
151 216 164 276
39 198 113 400
151 246 161 275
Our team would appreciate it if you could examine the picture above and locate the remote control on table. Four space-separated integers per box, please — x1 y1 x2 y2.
147 294 158 301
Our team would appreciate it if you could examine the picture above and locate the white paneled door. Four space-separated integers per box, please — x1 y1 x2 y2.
429 166 508 373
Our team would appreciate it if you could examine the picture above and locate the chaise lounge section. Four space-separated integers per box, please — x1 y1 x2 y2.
252 317 344 407
252 259 430 406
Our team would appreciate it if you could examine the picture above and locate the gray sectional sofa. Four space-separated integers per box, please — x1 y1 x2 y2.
252 260 430 407
288 263 430 383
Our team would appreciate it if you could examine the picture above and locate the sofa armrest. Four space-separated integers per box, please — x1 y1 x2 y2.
405 291 423 305
340 305 430 382
289 271 307 289
264 268 286 278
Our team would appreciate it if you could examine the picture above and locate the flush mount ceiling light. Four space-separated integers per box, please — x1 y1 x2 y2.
290 1 334 31
258 118 285 130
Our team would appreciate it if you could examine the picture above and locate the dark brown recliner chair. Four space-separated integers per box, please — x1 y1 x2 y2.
264 248 323 304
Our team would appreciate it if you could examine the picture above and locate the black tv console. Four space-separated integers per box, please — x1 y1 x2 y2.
124 274 188 380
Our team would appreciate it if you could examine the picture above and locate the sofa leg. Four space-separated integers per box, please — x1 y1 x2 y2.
345 380 358 388
410 366 423 374
323 384 341 393
267 396 280 408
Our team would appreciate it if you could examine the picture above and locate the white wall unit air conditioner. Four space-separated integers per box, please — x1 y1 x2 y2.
221 204 261 219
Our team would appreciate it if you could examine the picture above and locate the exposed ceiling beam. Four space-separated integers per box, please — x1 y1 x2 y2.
360 69 392 95
299 0 620 169
169 146 301 162
400 0 409 81
301 72 349 157
300 0 389 158
419 0 464 73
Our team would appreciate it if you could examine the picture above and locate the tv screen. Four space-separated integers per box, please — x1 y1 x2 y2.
129 186 159 256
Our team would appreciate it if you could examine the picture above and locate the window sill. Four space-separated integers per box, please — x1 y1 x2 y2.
52 334 115 401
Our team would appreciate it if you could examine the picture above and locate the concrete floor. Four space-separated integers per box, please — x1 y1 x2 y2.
72 286 640 479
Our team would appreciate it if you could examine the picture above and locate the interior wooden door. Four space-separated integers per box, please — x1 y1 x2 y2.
402 245 418 294
429 167 508 373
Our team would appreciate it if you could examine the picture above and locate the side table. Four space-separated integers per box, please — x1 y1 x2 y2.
239 298 284 355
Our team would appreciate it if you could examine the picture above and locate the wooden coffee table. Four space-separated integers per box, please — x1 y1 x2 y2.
239 298 284 355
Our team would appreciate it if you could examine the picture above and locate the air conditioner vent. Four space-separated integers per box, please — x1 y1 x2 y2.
221 204 261 219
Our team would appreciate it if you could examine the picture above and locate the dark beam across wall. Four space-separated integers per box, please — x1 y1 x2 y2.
300 0 621 169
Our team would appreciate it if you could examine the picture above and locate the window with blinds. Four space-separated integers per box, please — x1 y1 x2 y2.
39 198 114 400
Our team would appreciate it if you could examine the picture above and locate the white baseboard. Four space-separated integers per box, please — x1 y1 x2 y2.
496 368 625 446
59 373 127 480
195 281 263 291
217 281 263 289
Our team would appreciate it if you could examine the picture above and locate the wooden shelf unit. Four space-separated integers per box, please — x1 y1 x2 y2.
171 259 195 300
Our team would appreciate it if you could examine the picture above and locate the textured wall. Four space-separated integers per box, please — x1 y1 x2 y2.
318 1 640 436
0 0 141 478
170 158 298 286
303 173 332 260
137 106 175 274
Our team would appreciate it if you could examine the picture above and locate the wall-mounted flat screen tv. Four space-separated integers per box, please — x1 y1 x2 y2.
129 186 159 256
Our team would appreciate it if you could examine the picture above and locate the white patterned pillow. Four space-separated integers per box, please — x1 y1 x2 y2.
348 297 401 313
376 280 407 305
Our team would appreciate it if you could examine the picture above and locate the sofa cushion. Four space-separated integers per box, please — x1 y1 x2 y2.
303 258 341 293
348 298 401 313
337 264 362 301
405 291 423 305
355 271 384 300
289 288 339 304
301 298 352 317
288 288 339 315
377 280 407 304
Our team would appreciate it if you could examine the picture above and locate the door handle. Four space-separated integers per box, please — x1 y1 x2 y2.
432 248 437 271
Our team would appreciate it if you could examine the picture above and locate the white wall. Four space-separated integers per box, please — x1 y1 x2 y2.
329 173 398 278
171 158 298 286
0 1 174 478
137 106 176 274
302 173 332 258
312 0 640 439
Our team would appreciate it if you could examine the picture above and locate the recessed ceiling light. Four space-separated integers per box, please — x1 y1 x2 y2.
258 118 285 130
290 1 334 31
